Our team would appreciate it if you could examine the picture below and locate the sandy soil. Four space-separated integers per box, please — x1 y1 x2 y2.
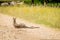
0 13 60 40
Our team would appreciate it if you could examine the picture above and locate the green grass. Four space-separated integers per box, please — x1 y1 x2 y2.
0 6 60 28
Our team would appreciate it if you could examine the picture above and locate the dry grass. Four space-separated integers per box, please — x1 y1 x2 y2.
0 5 60 28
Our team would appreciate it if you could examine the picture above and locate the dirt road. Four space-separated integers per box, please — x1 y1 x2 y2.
0 13 60 40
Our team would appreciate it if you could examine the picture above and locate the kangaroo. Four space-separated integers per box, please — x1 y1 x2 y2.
13 17 39 28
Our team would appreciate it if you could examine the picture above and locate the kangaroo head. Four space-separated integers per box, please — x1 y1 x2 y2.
13 17 16 24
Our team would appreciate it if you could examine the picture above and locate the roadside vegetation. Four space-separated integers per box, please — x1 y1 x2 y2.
0 0 60 28
0 5 60 28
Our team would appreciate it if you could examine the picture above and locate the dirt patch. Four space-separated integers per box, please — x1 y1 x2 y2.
0 13 60 40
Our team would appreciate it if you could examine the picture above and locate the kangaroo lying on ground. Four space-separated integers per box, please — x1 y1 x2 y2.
13 17 39 28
